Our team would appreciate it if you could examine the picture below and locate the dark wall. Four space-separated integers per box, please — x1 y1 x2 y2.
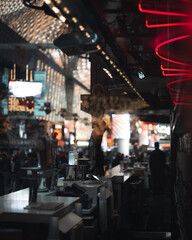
171 105 192 240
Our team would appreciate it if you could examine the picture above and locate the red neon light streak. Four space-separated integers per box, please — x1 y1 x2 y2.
155 35 191 66
161 65 191 72
169 90 192 103
139 2 189 17
167 78 192 92
146 19 191 28
139 0 192 105
171 94 192 103
162 71 191 76
172 96 192 100
169 93 192 100
173 101 192 105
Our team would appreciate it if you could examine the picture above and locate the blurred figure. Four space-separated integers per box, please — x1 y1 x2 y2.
0 151 11 195
133 142 139 159
55 151 67 168
113 152 123 167
90 119 106 176
149 142 166 195
105 151 113 169
12 150 21 191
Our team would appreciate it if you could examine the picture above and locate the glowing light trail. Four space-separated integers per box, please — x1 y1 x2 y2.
146 19 191 28
155 35 191 66
161 65 191 72
139 0 192 104
139 2 189 17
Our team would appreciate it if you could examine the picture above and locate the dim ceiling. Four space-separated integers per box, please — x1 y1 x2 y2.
62 0 171 122
3 0 172 123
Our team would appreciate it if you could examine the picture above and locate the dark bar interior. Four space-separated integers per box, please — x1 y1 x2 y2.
1 0 192 239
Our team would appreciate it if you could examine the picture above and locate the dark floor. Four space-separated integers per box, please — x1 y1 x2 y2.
113 189 171 240
98 184 171 240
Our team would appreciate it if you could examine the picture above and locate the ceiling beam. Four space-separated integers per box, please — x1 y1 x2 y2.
0 43 58 50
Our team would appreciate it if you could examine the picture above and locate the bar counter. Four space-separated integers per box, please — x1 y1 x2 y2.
104 164 145 225
105 164 133 182
0 188 80 224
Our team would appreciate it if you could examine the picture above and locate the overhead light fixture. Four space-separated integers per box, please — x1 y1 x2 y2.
103 68 113 78
72 17 78 23
63 7 70 14
59 15 66 22
138 69 145 79
101 51 106 55
44 0 51 4
43 0 145 103
85 32 90 38
79 25 85 31
52 6 59 13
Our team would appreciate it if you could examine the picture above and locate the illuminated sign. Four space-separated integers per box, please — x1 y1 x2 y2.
53 129 62 140
9 81 42 98
8 98 34 114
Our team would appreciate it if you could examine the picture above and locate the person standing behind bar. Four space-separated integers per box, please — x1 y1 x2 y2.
89 84 107 176
90 119 106 176
149 142 166 195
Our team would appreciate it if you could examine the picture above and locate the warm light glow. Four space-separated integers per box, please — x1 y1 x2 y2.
52 6 59 14
96 44 143 101
101 51 106 55
79 25 85 31
85 32 90 38
72 17 78 23
44 0 51 4
53 129 62 140
103 68 113 78
59 15 66 22
63 7 70 14
13 64 16 80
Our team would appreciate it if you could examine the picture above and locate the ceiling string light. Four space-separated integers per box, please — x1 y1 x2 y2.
43 0 145 101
